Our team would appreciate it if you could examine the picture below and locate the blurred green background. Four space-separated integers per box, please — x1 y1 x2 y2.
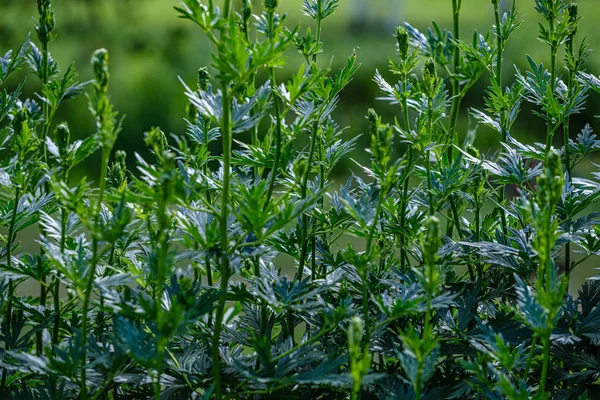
2 0 600 287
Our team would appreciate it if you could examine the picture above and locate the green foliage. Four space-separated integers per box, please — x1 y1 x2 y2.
2 0 600 399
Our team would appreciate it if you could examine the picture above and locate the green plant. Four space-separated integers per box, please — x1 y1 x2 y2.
2 0 600 399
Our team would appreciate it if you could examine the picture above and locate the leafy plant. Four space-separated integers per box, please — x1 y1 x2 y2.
2 0 600 399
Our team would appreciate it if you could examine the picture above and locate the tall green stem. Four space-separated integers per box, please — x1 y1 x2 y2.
447 0 461 164
400 89 412 271
426 100 434 216
494 1 509 239
564 39 575 278
212 83 232 400
296 120 319 282
79 150 109 400
1 187 21 389
545 15 558 155
264 8 282 210
212 4 232 398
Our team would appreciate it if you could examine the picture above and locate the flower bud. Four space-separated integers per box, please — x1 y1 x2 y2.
423 216 441 264
197 67 210 92
91 49 110 93
13 107 28 137
36 0 55 45
395 26 409 60
567 3 578 37
144 127 168 155
424 58 436 80
115 150 127 169
264 0 278 11
366 108 378 137
55 123 70 158
108 151 128 190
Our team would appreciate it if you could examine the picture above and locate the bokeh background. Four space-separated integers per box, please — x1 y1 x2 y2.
2 0 600 286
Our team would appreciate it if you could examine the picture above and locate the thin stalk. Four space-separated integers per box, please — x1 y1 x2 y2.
153 187 170 400
564 38 575 278
364 187 385 344
211 3 233 397
400 91 412 271
212 82 232 400
523 335 538 381
494 0 509 239
264 9 282 209
37 275 46 355
79 150 109 400
426 100 435 216
53 207 68 346
313 0 322 64
545 16 559 155
37 37 52 356
295 120 320 282
206 256 213 327
539 332 551 395
1 187 21 389
41 40 51 163
447 0 461 164
475 204 482 277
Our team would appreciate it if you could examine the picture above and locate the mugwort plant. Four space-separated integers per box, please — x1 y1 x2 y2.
2 0 600 398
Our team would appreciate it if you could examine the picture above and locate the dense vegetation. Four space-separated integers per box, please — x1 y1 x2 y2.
2 0 600 398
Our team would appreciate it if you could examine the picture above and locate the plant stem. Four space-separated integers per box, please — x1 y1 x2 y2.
494 0 509 240
564 39 575 279
1 187 21 389
545 16 559 155
264 8 282 210
539 331 551 395
206 255 213 327
53 207 68 346
212 82 232 400
296 120 320 282
363 185 385 344
447 0 461 164
400 90 412 271
426 100 435 216
79 150 109 400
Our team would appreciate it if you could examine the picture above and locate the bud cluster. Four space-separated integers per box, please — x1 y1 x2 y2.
55 123 70 160
92 48 110 94
395 26 409 61
367 109 393 172
108 150 128 190
567 3 578 38
421 58 440 99
264 0 279 12
36 0 55 45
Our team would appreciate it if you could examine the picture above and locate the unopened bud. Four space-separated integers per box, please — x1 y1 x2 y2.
424 58 436 79
264 0 278 11
91 49 110 92
36 0 55 45
55 123 70 157
567 3 578 36
366 109 378 136
197 67 210 92
395 26 409 60
115 150 127 169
